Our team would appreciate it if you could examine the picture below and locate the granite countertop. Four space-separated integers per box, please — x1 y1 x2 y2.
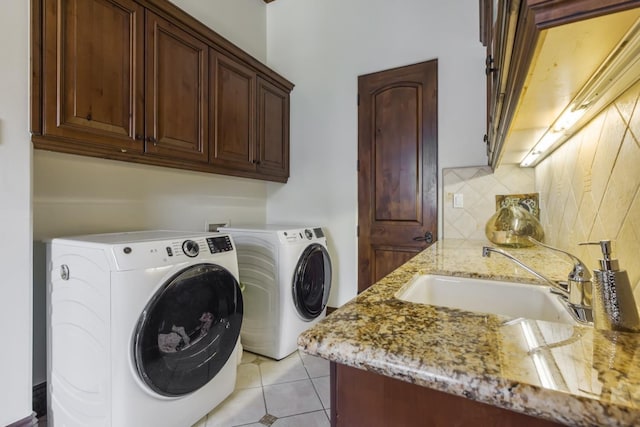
298 239 640 426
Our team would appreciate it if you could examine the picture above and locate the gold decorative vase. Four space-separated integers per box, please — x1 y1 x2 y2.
484 204 544 248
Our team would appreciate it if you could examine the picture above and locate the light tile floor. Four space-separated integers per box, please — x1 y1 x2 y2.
193 350 331 427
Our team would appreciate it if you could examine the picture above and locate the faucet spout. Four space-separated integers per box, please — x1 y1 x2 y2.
482 246 570 299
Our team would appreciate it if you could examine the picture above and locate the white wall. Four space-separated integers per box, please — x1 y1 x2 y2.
31 0 269 388
169 0 267 61
0 1 32 424
265 0 487 305
34 152 267 241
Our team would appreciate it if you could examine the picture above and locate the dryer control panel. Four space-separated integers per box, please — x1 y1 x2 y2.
278 227 325 244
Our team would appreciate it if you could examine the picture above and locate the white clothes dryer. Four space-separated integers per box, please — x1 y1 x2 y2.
222 225 332 360
47 231 243 427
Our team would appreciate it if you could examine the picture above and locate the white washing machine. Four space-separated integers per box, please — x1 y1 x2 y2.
46 231 243 427
222 224 332 360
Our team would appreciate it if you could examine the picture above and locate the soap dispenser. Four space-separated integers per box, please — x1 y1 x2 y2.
581 240 640 333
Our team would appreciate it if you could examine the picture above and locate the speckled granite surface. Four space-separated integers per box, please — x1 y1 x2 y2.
298 239 640 426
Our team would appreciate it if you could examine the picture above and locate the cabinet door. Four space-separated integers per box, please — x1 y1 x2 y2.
485 0 515 166
256 77 290 179
145 12 209 163
209 49 257 171
42 0 144 153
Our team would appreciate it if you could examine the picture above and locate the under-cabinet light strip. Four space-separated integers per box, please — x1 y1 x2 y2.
520 17 640 168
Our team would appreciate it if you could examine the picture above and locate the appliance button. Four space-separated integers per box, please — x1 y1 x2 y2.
305 229 313 239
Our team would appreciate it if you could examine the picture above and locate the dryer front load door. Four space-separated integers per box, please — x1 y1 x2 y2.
292 244 332 320
134 263 243 397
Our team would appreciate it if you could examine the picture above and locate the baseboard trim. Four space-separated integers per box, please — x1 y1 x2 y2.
6 412 37 427
33 381 47 418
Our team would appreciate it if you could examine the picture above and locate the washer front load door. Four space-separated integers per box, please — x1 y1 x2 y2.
134 263 243 397
292 244 332 320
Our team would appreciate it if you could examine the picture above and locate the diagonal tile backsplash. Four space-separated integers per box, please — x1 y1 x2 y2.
443 165 535 240
443 79 640 308
536 79 640 305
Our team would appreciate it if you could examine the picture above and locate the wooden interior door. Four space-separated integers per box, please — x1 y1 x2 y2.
358 60 438 293
145 11 209 162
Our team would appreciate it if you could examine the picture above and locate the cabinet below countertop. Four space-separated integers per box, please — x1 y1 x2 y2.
332 362 562 427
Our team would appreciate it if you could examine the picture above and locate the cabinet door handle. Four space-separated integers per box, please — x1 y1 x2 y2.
485 55 497 75
146 136 157 146
135 134 144 141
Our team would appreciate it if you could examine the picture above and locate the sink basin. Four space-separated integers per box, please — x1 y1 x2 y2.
395 274 576 324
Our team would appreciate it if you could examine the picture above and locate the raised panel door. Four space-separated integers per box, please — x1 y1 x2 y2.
210 49 256 171
42 0 144 152
145 11 209 163
357 60 439 292
256 77 289 179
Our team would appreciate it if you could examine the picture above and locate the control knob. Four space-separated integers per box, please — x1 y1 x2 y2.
182 240 199 257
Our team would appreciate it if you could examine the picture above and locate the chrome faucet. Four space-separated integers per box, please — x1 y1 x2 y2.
482 243 594 324
481 246 571 299
526 237 592 307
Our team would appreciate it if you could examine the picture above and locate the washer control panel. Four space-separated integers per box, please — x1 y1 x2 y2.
206 235 234 253
163 234 234 258
108 233 236 270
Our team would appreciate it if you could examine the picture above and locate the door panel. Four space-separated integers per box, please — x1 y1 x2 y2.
358 60 438 293
145 11 209 162
43 0 144 151
373 248 419 284
210 49 256 171
257 77 290 178
374 85 421 222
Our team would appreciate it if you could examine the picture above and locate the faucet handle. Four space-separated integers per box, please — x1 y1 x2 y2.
527 237 591 282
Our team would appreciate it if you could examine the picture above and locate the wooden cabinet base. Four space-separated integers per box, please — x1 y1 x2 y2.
331 362 562 427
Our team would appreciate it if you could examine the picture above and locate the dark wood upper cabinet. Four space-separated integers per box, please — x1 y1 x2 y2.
210 49 256 171
256 77 290 178
145 12 209 163
41 0 144 154
481 0 640 168
209 51 291 179
32 0 294 182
